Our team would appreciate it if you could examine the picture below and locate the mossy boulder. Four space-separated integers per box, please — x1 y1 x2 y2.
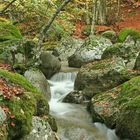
24 69 51 100
0 69 50 139
88 76 140 140
74 57 139 99
102 36 140 69
68 35 112 68
101 30 117 43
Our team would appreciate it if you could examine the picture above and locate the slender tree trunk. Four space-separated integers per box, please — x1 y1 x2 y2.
38 0 71 49
91 0 97 35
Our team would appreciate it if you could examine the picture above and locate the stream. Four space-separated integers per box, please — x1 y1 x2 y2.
48 72 119 140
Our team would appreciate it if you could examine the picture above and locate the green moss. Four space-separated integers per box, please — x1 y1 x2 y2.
118 76 140 104
2 93 36 139
102 43 122 59
81 25 91 36
118 28 140 42
91 59 112 70
0 69 39 93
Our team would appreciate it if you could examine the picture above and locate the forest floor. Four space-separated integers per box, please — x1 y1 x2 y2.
73 2 140 38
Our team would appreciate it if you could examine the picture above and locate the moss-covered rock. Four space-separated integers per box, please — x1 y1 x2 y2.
74 57 140 99
102 36 140 69
0 68 51 139
89 76 140 140
101 30 117 43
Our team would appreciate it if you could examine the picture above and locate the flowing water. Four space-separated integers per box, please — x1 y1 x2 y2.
48 72 119 140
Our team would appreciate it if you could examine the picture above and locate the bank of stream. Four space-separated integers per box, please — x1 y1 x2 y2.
48 72 119 140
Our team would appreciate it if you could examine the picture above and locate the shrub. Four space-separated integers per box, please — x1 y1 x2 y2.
118 28 140 42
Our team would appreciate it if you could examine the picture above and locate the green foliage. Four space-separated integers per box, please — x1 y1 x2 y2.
0 21 22 42
118 28 140 42
81 25 91 36
0 69 39 93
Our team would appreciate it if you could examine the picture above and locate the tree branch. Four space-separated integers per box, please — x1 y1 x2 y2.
38 0 71 49
0 0 17 14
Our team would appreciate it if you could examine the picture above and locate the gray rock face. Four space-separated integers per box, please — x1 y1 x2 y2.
22 116 59 140
134 52 140 70
39 52 61 79
24 69 51 100
74 57 132 99
68 35 112 68
102 37 140 69
0 106 6 125
53 37 84 61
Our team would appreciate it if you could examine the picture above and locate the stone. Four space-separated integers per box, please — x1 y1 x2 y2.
68 35 112 68
74 57 138 99
53 37 84 61
101 30 117 43
24 69 51 100
134 52 140 70
39 51 61 79
102 37 140 69
0 106 6 125
89 76 140 140
63 90 87 104
22 116 59 140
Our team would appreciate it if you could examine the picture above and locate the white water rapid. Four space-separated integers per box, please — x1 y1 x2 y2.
48 72 119 140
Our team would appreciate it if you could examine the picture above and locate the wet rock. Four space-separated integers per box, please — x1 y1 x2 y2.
68 35 112 68
24 69 51 100
63 90 87 104
22 116 59 140
39 52 61 79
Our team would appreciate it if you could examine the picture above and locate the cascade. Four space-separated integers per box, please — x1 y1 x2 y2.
48 72 119 140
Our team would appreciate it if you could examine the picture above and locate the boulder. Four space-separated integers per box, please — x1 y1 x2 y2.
24 69 51 100
101 30 117 43
89 76 140 140
39 52 61 79
68 35 112 68
52 37 84 61
102 36 140 69
22 116 59 140
74 57 138 99
63 90 87 104
134 52 140 70
0 69 50 139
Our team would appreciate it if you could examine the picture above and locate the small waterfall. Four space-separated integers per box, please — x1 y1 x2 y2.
48 72 119 140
